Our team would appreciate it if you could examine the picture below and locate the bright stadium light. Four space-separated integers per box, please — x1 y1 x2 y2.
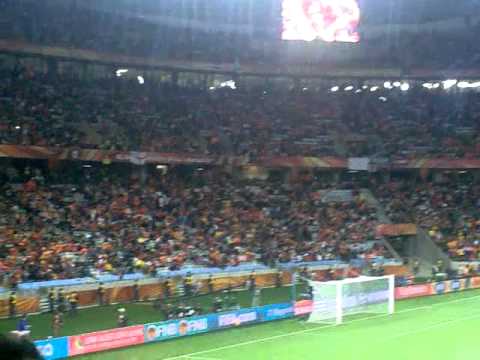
220 80 236 89
393 81 401 87
116 69 128 77
400 83 410 91
384 81 393 89
362 85 368 89
432 83 440 89
422 83 433 89
370 86 379 92
378 96 387 102
355 89 362 93
137 76 145 85
344 85 354 91
442 79 457 90
331 86 340 92
457 81 480 88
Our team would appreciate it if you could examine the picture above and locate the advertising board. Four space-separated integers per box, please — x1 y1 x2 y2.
217 308 258 328
68 325 144 356
394 284 433 300
34 337 69 360
259 303 294 322
294 300 313 316
144 315 213 342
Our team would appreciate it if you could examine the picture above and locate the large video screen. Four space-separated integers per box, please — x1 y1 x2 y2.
282 0 360 43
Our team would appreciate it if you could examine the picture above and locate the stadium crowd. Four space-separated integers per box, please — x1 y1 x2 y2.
1 67 479 160
375 177 480 261
0 163 387 284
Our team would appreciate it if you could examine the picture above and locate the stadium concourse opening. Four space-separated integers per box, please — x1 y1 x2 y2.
1 0 480 359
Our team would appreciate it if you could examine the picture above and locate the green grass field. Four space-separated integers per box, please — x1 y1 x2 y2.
77 289 480 360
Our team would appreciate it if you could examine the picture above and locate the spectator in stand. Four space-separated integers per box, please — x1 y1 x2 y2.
375 176 480 262
0 163 391 282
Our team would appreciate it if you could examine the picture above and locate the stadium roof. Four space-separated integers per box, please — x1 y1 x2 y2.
77 0 478 26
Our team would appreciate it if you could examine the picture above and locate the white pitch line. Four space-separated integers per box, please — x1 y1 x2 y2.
161 293 480 360
381 311 480 342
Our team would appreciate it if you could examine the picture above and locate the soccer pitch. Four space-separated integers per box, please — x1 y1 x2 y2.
78 289 480 360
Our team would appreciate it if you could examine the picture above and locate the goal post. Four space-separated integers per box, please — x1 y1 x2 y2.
307 275 395 325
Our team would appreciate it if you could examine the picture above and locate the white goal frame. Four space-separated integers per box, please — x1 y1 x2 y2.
308 275 395 325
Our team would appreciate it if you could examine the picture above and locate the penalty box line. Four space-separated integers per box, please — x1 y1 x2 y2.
162 293 480 360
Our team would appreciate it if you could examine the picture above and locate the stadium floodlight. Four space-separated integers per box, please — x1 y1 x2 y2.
331 86 340 92
115 69 128 77
344 85 354 91
370 86 379 92
422 83 433 89
378 96 387 102
355 89 362 93
393 81 401 87
400 83 410 91
432 83 440 89
137 76 145 85
220 80 236 89
442 79 457 90
383 81 393 89
307 275 395 325
457 81 480 88
362 85 368 89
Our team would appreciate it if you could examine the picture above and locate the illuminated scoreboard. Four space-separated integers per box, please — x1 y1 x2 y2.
282 0 360 43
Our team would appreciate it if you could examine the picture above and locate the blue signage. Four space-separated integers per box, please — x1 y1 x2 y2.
451 280 460 291
259 303 294 322
435 282 445 294
34 337 69 360
217 308 258 328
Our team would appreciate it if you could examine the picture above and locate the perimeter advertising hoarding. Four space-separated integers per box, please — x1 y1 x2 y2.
34 337 69 360
144 315 213 342
143 304 294 343
294 300 314 316
217 308 259 328
394 283 433 300
259 303 294 322
68 325 144 356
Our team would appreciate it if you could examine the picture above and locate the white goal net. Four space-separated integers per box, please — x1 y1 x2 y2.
307 275 395 325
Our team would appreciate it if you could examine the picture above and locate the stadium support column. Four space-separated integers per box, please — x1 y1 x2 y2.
140 164 148 186
47 58 58 78
172 71 179 87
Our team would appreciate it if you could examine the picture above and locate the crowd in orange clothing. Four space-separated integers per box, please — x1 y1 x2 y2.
1 65 480 162
0 164 390 284
375 176 480 261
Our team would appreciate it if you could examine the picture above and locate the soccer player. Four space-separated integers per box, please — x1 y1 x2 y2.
16 314 30 333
